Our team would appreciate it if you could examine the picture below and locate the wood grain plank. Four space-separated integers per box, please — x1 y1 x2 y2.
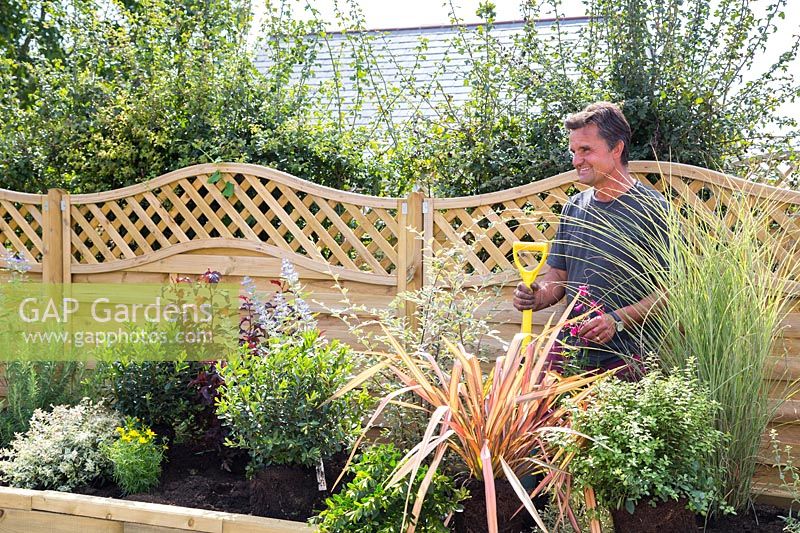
31 492 224 532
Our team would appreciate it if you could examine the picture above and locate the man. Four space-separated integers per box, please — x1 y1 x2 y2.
513 101 668 374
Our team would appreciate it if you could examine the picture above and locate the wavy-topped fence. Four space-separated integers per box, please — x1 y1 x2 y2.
429 161 800 281
2 161 800 502
66 164 404 285
4 161 799 284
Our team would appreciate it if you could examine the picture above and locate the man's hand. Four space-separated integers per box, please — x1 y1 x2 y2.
512 268 566 313
513 282 544 312
578 313 617 345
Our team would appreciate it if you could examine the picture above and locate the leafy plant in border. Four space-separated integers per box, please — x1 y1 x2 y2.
0 361 89 447
310 443 469 532
0 250 90 446
329 297 609 533
0 398 120 491
92 359 204 439
565 365 725 516
104 417 166 495
89 269 236 441
216 329 370 474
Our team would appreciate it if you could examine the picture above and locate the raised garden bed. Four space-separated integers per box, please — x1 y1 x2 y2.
0 486 313 533
0 423 795 532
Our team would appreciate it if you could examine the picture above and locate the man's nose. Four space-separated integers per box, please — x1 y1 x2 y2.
572 153 581 167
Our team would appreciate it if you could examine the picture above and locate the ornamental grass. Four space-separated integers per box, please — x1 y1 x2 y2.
551 174 800 514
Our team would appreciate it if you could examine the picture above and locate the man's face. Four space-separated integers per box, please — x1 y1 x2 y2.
568 123 622 188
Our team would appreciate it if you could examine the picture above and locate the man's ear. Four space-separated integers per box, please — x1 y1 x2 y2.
611 140 624 160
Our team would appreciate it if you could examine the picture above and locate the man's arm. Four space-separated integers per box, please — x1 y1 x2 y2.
614 292 663 328
512 267 568 312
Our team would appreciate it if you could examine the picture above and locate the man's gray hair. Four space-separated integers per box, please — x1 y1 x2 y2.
565 102 632 165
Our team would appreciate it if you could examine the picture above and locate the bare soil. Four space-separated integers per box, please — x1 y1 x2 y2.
702 504 789 533
74 444 794 531
76 442 347 520
452 478 536 533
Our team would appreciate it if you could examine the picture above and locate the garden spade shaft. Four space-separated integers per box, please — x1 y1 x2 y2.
512 241 548 348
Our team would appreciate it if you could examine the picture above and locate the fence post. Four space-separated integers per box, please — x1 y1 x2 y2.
396 191 424 329
42 189 69 285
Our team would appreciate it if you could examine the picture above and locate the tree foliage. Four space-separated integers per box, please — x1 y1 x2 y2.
0 0 796 196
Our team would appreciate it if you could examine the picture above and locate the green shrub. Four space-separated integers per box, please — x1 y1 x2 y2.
92 360 204 437
310 443 468 532
3 0 795 197
216 330 369 473
0 399 120 491
0 361 89 446
104 418 165 495
567 367 724 515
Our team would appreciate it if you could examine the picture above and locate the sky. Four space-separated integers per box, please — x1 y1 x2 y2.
251 0 799 135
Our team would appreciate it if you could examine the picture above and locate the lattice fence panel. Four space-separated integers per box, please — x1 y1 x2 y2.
432 183 585 275
69 171 400 275
433 167 800 279
0 198 44 263
645 171 800 271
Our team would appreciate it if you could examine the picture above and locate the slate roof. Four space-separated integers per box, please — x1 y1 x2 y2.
254 18 589 127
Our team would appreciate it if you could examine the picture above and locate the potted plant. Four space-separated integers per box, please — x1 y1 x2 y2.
330 299 609 533
214 262 371 520
565 364 725 533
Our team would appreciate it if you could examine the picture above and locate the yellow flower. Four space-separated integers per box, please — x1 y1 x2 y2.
121 435 132 442
129 429 141 438
145 429 156 438
138 437 147 444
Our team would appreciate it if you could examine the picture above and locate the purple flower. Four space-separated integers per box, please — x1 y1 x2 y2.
1 250 31 275
241 276 257 297
201 269 222 284
280 259 300 285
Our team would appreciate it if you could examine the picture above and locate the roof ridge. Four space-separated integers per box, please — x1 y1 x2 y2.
323 16 591 35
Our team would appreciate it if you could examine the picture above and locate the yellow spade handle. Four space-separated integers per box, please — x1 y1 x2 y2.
513 242 549 336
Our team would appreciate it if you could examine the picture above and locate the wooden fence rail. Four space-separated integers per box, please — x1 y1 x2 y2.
2 160 800 500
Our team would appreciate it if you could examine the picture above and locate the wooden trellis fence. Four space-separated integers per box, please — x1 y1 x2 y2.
2 160 800 501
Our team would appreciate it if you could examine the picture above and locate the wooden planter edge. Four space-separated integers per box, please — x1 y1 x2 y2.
0 486 316 533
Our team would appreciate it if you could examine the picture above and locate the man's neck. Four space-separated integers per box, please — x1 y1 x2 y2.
594 168 635 202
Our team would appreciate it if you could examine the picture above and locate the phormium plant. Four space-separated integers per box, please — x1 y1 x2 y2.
330 296 609 533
